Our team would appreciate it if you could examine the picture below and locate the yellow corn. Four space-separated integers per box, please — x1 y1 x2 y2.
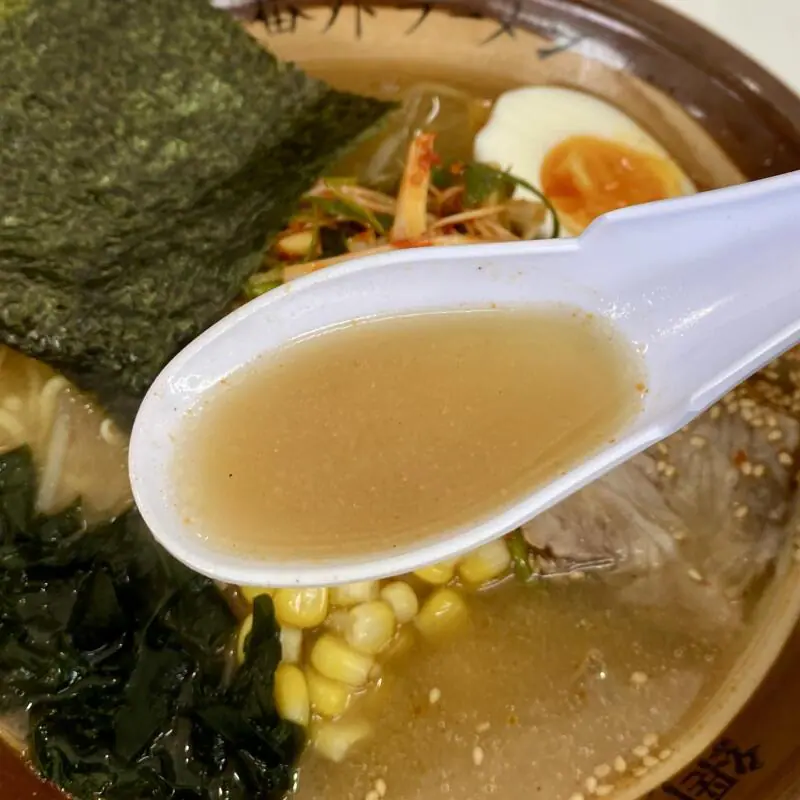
240 585 274 603
279 626 303 664
311 718 372 763
276 230 315 257
380 581 419 623
237 614 253 665
274 663 310 727
458 540 511 585
415 588 468 640
306 668 351 718
273 587 329 629
345 601 396 655
330 581 379 607
310 634 374 687
414 560 457 585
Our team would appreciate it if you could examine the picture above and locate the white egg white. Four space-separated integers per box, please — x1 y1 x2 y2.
473 86 695 236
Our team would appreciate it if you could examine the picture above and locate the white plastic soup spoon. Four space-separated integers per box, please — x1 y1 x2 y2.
130 170 800 587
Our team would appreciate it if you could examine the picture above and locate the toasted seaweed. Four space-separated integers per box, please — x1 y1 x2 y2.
0 0 391 424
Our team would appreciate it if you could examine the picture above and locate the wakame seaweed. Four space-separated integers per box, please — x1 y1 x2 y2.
0 447 301 799
0 0 391 425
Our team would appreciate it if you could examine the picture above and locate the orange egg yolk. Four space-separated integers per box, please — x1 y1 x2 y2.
541 135 683 234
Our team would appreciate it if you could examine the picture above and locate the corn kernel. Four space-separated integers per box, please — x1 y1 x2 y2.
236 614 253 665
280 626 303 663
311 718 372 763
306 668 351 718
310 634 374 687
346 601 396 655
415 588 468 640
414 560 457 585
276 230 315 257
381 625 417 661
240 586 274 603
274 587 329 629
274 663 310 727
330 581 379 607
380 581 419 623
459 540 511 585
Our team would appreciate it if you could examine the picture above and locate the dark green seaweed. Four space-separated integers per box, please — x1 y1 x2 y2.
0 447 301 799
0 0 391 425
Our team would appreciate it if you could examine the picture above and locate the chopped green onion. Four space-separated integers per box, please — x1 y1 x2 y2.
506 530 534 582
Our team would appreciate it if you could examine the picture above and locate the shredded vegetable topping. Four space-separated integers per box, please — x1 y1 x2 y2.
243 133 560 299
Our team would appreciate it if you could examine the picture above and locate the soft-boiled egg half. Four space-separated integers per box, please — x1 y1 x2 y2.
474 86 695 236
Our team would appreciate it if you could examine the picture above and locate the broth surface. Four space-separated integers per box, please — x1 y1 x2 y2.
176 307 642 560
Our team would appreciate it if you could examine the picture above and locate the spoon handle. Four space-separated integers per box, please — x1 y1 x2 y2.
581 170 800 414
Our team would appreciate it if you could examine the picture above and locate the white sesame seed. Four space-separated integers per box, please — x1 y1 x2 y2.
632 745 650 759
643 755 659 768
472 746 484 767
663 464 677 478
594 764 611 779
767 429 783 442
658 749 673 761
476 722 491 734
740 461 753 475
672 529 687 541
643 733 659 748
690 435 706 448
632 766 648 778
734 505 749 520
568 794 585 800
710 406 721 420
613 756 627 773
779 452 794 466
570 570 586 581
753 464 766 477
584 776 598 793
657 443 669 455
596 786 613 797
429 687 442 704
630 671 648 686
687 568 703 582
752 417 765 428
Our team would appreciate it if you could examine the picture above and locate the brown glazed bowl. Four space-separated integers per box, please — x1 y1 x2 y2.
4 1 800 799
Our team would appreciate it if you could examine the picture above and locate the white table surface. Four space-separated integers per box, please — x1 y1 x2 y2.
657 0 800 95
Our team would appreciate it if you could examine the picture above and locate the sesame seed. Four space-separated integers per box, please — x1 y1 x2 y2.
752 417 765 428
767 429 783 442
659 749 673 761
630 671 648 686
710 406 721 420
656 460 667 473
643 733 659 748
594 764 611 779
596 786 613 797
779 452 794 466
633 745 650 759
726 402 739 414
365 791 380 800
568 794 585 800
664 464 677 478
740 461 753 476
734 505 749 520
739 397 756 409
643 755 659 768
570 570 586 581
672 529 687 541
753 464 766 477
657 443 669 455
584 776 598 793
476 722 491 733
632 766 648 778
687 568 703 583
472 746 484 767
429 687 442 704
690 435 706 448
375 779 387 797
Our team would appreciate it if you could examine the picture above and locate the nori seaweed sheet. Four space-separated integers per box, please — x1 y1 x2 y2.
0 0 391 424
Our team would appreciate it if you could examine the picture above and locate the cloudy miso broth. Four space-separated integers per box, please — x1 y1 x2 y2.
176 307 642 560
